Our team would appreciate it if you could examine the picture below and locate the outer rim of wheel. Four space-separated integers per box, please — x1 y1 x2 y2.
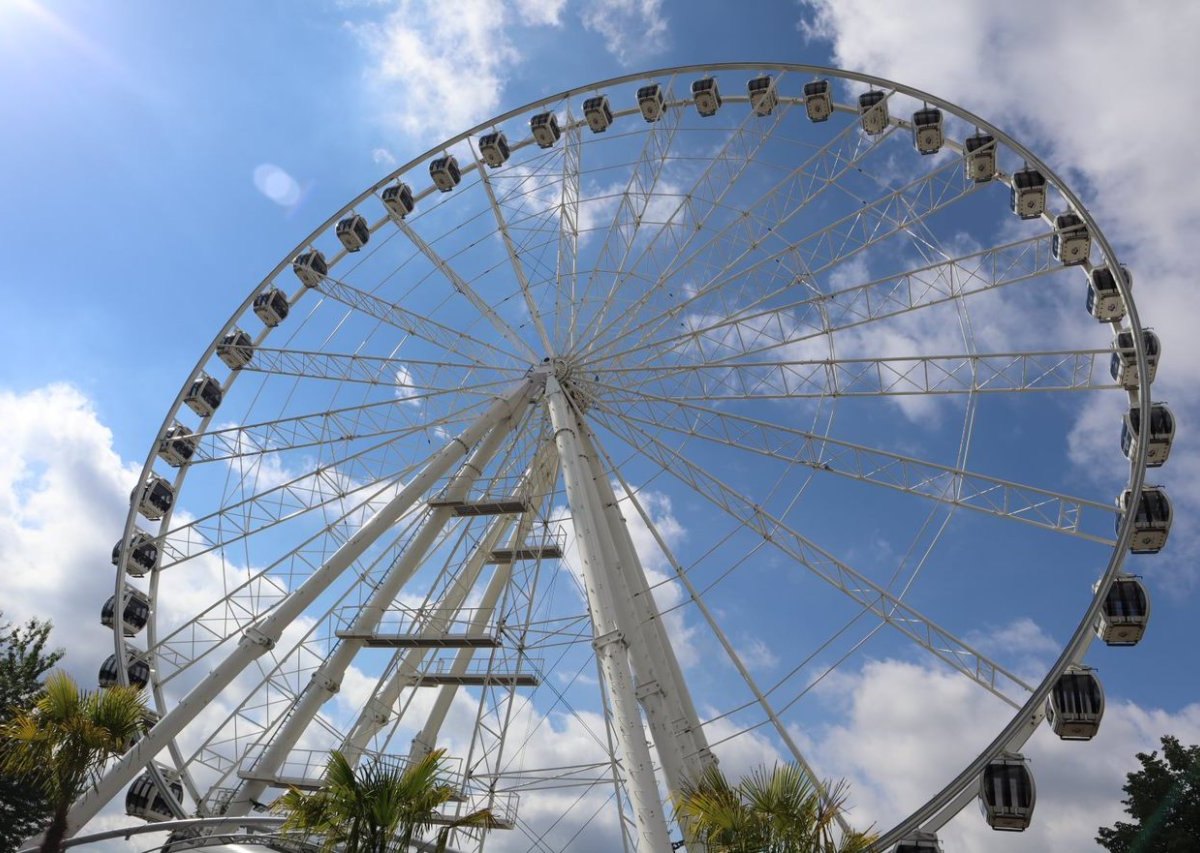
107 62 1153 845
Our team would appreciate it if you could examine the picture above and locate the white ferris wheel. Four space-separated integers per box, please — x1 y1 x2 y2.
79 63 1173 852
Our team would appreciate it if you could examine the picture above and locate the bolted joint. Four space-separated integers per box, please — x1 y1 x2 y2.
240 626 276 650
312 673 341 693
695 747 719 771
635 680 665 701
592 629 626 652
672 716 695 737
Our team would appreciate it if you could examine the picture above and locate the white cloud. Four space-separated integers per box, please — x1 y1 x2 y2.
734 635 779 672
371 146 396 166
0 384 142 683
515 0 567 27
971 617 1058 657
351 0 521 142
579 0 669 65
806 656 1200 851
552 480 701 668
393 363 423 406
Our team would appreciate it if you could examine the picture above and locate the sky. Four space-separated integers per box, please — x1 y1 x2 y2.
2 1 1200 851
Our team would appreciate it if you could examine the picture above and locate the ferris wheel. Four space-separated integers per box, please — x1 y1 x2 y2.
77 63 1173 852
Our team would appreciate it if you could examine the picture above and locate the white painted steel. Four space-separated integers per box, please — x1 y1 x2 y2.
544 373 672 851
89 63 1158 853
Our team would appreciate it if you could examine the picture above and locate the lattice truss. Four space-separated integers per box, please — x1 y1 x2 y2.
84 66 1157 853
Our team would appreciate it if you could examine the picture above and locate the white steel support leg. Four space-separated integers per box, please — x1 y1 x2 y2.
407 458 556 764
61 381 534 837
344 445 555 760
578 426 714 782
408 553 514 764
545 374 671 853
573 427 691 793
341 514 516 762
227 398 524 815
576 421 711 852
601 436 852 836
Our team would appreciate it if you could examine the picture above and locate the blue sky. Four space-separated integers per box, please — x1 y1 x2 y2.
2 1 1199 851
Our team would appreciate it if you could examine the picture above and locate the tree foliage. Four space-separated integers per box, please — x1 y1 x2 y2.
674 763 875 853
0 671 146 853
275 749 496 853
0 616 63 853
1097 735 1200 852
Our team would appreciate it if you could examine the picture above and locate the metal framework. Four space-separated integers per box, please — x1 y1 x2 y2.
73 63 1164 853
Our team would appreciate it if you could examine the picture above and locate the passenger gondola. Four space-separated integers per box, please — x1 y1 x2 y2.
637 84 665 122
1121 403 1174 467
803 79 832 122
430 155 462 191
1010 167 1046 219
979 753 1035 831
126 768 183 822
479 131 511 167
1052 212 1091 265
858 89 888 135
184 373 222 418
1087 266 1127 322
112 530 158 577
530 111 561 147
1094 575 1150 646
132 475 174 521
912 107 943 154
216 328 253 369
963 133 996 182
1110 329 1160 389
101 588 151 637
335 214 370 253
583 95 613 132
157 422 197 467
382 182 415 218
252 287 290 327
748 75 778 116
692 77 721 117
99 652 150 690
294 247 330 281
1117 486 1171 554
1045 668 1105 740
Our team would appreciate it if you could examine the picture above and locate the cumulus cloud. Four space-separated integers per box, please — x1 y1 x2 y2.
579 0 670 66
807 656 1200 851
350 0 521 142
0 384 142 682
394 363 423 406
0 384 284 839
515 0 568 27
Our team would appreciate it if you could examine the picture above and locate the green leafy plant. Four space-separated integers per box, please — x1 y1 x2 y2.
275 748 496 853
1097 735 1200 852
675 762 875 853
0 671 146 853
0 616 64 852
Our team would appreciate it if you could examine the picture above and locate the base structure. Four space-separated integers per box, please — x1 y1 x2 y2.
65 368 720 852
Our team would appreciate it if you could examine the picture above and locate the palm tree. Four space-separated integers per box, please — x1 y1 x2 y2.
0 670 147 853
275 748 495 853
675 763 876 853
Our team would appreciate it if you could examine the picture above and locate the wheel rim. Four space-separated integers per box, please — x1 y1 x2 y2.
95 63 1158 850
